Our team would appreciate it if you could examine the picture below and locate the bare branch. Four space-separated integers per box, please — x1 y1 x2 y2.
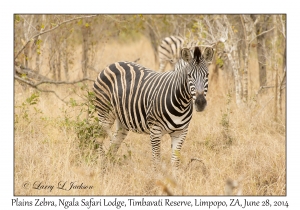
20 15 37 34
15 74 95 103
35 87 68 104
254 96 274 118
15 75 66 103
256 85 275 96
14 14 98 61
279 69 286 92
105 15 127 23
87 65 101 73
279 15 286 39
15 65 51 81
249 27 275 44
35 77 94 86
15 74 35 87
15 74 94 87
133 58 140 63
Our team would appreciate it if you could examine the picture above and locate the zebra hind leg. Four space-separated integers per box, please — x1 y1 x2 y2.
96 120 114 164
97 122 111 155
107 119 129 162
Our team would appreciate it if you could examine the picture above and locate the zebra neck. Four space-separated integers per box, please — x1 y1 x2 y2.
172 65 193 108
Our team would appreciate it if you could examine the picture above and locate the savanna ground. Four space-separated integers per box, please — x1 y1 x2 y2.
14 36 286 196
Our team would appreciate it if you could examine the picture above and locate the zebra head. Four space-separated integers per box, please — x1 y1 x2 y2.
180 46 214 112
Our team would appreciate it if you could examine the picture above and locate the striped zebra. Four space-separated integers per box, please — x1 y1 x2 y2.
158 36 199 72
158 36 227 72
93 46 214 170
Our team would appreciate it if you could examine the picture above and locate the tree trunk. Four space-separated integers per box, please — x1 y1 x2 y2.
49 35 57 80
279 15 286 119
35 15 46 74
145 15 161 68
279 69 286 118
223 16 243 107
35 36 41 73
240 15 248 104
253 15 269 88
22 15 34 69
81 24 90 78
62 39 69 81
229 51 242 106
57 49 62 81
241 15 256 103
50 57 56 81
272 15 279 121
280 15 286 75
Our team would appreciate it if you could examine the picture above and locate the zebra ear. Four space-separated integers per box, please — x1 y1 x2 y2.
203 47 214 63
181 48 192 62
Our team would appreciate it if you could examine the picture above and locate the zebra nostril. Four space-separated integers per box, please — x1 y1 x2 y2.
194 93 207 112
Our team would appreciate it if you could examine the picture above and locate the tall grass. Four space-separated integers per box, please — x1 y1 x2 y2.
14 36 285 195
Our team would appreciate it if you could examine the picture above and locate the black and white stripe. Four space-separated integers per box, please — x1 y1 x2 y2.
158 36 199 72
93 46 214 169
158 35 228 72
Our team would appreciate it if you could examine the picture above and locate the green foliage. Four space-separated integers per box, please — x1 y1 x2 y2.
36 39 42 55
67 84 105 164
215 42 226 68
77 19 83 25
14 15 21 23
15 92 41 123
26 92 40 105
21 73 27 79
114 15 144 42
216 57 224 68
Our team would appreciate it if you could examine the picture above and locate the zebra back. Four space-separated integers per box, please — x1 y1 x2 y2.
158 36 200 72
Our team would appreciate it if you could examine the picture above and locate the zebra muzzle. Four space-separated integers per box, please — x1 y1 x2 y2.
194 91 207 112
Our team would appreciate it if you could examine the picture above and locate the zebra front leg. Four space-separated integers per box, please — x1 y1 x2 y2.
107 119 128 160
150 125 162 170
170 129 188 170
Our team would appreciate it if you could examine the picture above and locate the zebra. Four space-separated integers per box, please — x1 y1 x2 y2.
158 35 227 72
158 36 199 72
93 46 214 170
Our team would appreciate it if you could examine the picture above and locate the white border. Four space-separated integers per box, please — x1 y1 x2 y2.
3 0 299 209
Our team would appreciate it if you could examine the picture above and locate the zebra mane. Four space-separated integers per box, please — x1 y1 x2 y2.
193 47 202 64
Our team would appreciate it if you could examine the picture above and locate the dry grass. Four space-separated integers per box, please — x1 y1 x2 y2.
14 36 286 196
